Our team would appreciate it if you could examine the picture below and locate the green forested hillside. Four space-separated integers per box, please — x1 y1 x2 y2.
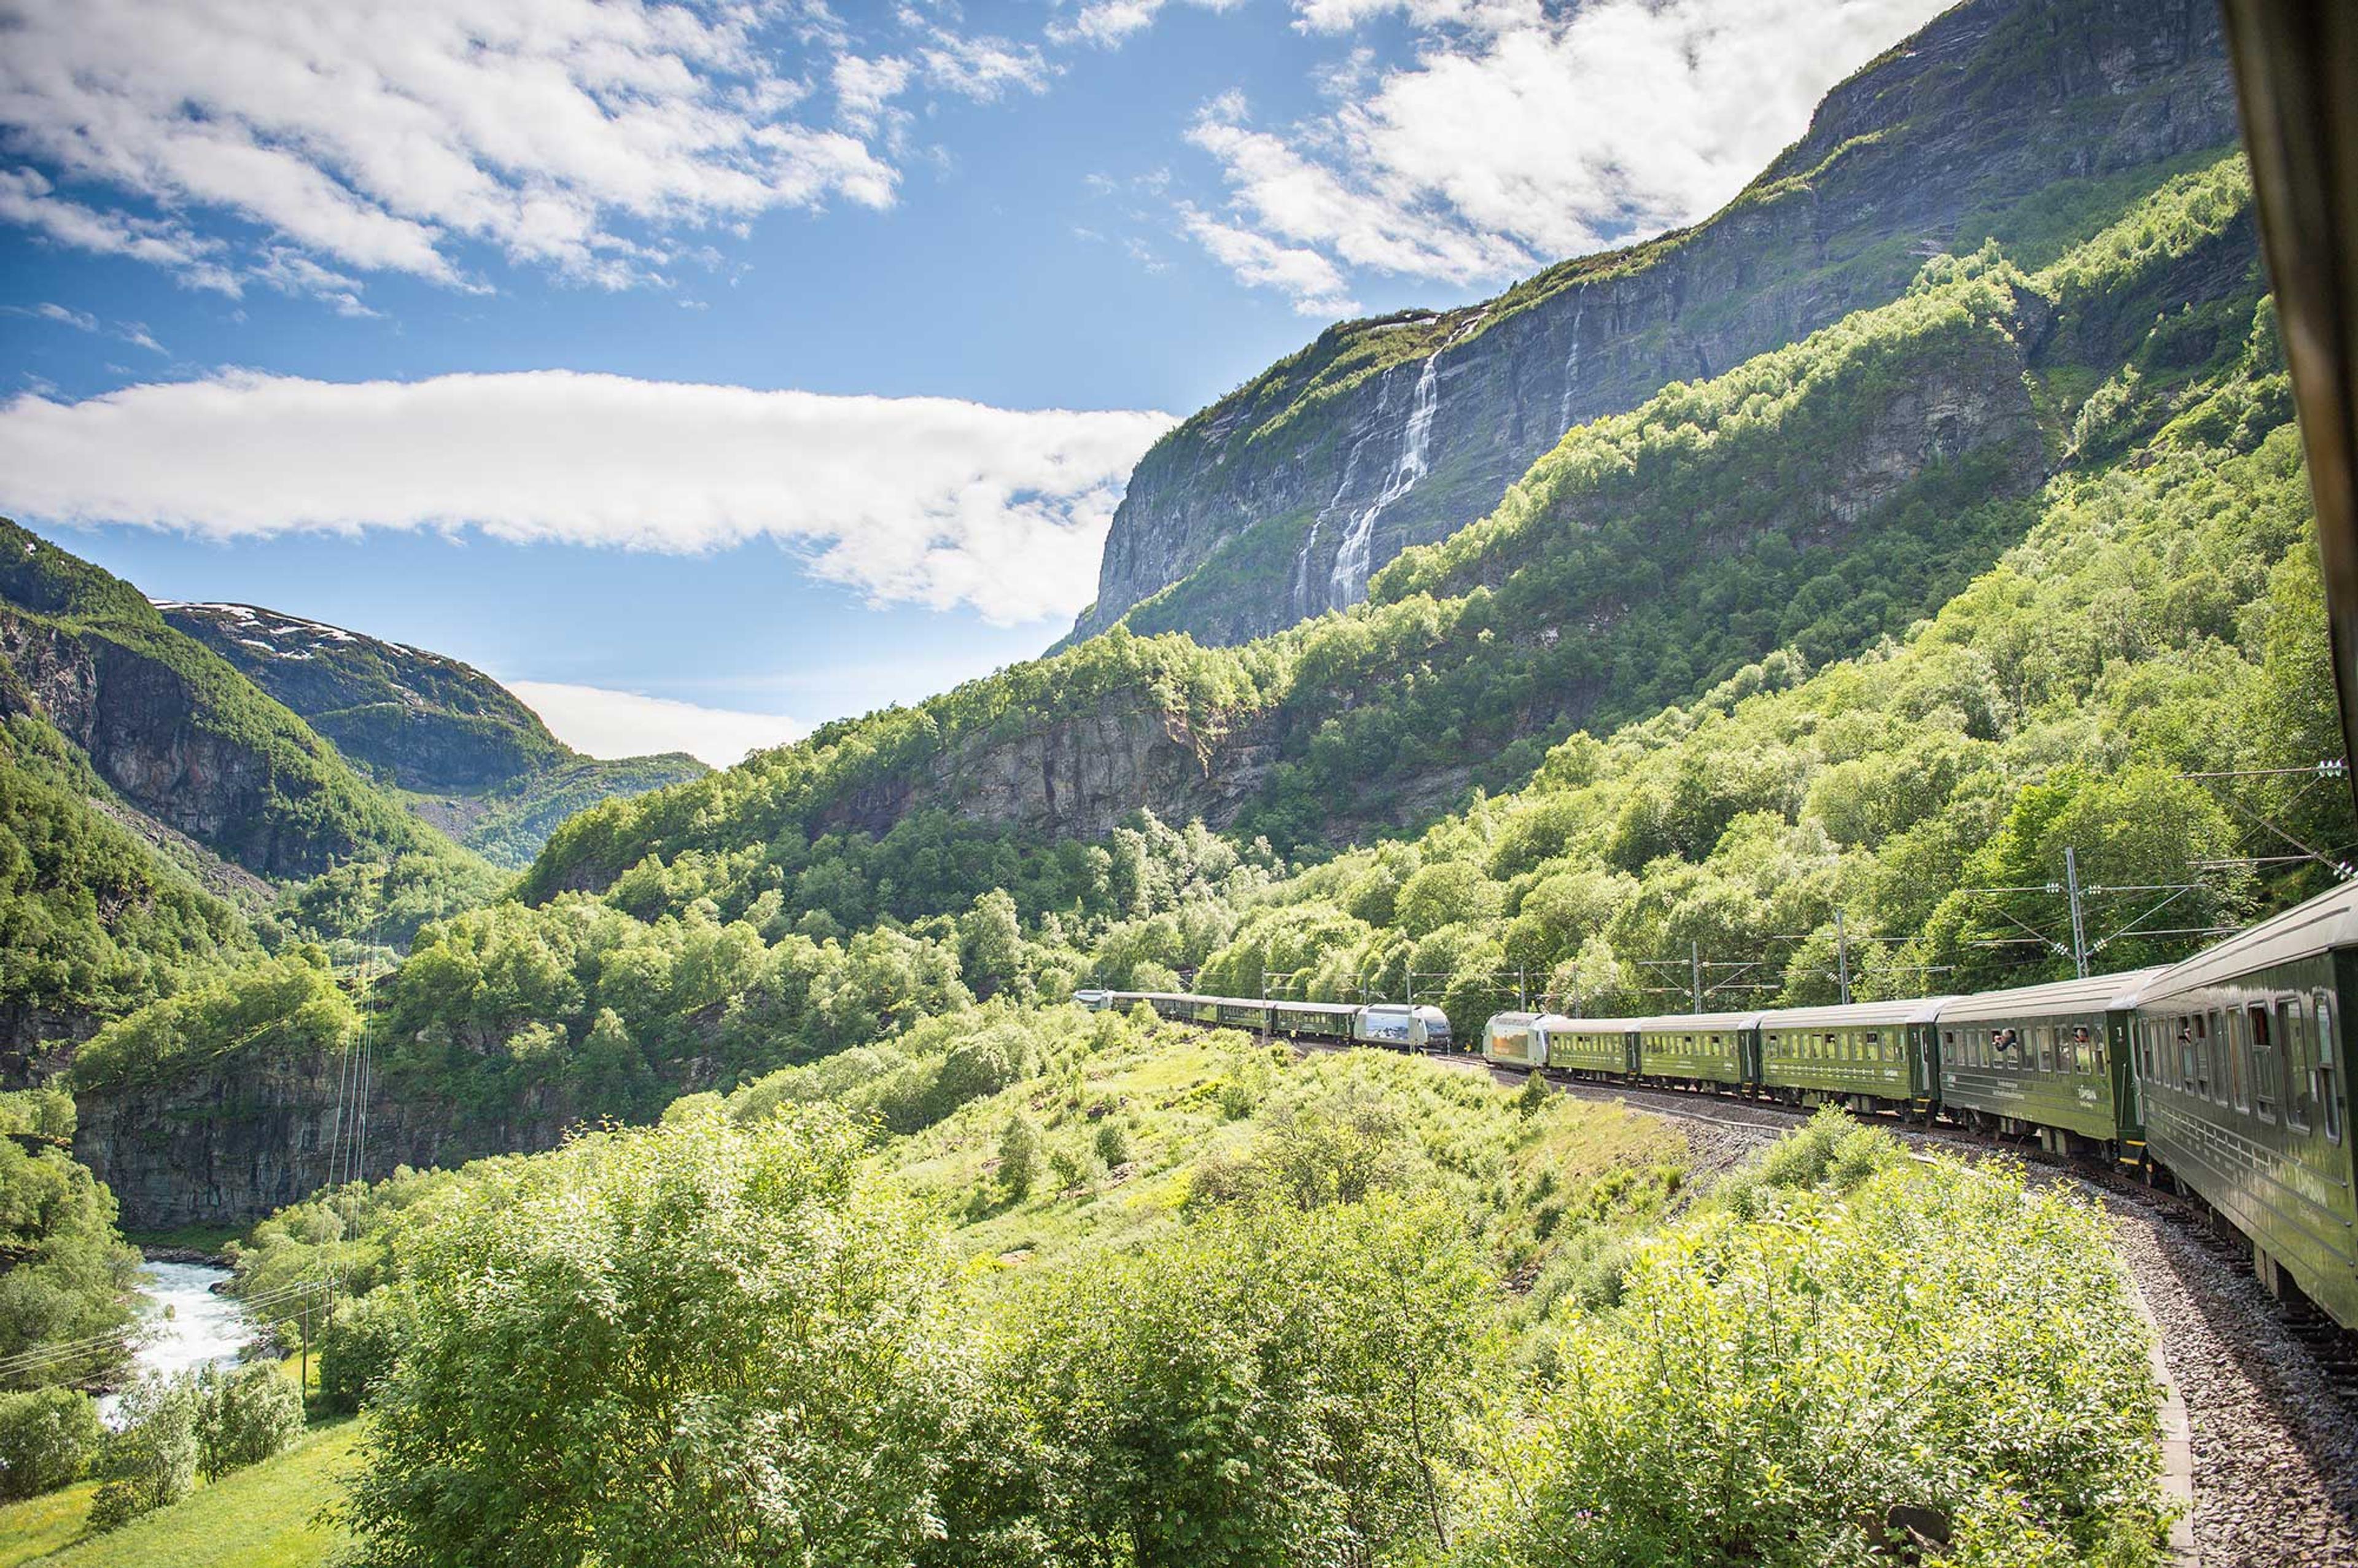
0 715 259 1063
162 600 707 867
523 156 2271 897
89 150 2341 1148
0 522 446 882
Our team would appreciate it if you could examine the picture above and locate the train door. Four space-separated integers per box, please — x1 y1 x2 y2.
1909 1022 1937 1117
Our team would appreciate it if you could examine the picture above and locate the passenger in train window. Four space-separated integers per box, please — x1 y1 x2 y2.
2071 1025 2093 1074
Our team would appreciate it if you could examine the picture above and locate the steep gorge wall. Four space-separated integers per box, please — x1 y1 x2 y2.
73 1052 585 1231
1077 0 2237 648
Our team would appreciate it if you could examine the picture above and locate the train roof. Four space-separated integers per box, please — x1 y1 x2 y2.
1756 997 1951 1030
1621 1010 1765 1033
1931 968 2167 1025
1486 1012 1540 1028
1367 1002 1449 1017
1530 1013 1595 1032
2120 879 2358 1004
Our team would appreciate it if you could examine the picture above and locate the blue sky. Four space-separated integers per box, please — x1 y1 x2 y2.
0 0 1946 765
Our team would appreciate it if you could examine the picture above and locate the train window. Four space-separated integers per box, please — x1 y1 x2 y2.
2320 992 2343 1145
2228 1009 2251 1112
1864 1031 1880 1062
2208 1010 2229 1104
2034 1026 2052 1074
2254 1003 2282 1122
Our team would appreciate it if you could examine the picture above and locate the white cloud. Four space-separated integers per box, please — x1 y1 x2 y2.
507 680 800 767
1182 0 1950 305
0 0 901 293
0 370 1175 625
4 300 171 354
0 169 240 292
913 28 1053 100
1048 0 1245 50
834 55 915 135
1178 204 1356 314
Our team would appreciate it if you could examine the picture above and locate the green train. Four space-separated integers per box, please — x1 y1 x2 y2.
1084 879 2358 1330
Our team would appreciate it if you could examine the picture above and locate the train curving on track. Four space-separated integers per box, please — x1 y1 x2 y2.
1080 877 2358 1332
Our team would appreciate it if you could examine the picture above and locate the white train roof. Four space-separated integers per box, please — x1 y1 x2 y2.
1931 967 2167 1025
2120 878 2358 1004
1530 1013 1595 1032
1621 1010 1767 1033
1756 997 1953 1030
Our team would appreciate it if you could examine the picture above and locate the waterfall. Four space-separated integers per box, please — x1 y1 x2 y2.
1288 363 1394 621
1556 298 1587 435
1325 350 1441 610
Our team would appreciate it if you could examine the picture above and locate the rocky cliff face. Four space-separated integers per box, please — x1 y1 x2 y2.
0 609 397 882
73 1047 586 1230
819 696 1281 844
1075 0 2238 648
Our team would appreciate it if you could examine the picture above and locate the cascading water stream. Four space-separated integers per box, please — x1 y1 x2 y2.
1557 299 1587 434
1325 350 1441 610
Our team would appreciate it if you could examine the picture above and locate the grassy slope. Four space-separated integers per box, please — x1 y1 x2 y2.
0 1422 358 1568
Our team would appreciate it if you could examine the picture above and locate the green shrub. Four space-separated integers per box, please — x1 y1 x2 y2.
193 1362 304 1479
997 1114 1043 1203
0 1386 100 1498
1466 1148 2168 1567
317 1293 410 1415
93 1373 198 1527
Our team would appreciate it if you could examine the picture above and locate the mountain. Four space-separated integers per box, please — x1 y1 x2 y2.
1068 0 2239 649
160 602 706 867
523 149 2265 901
0 521 442 883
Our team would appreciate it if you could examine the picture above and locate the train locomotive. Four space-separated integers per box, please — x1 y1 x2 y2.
1080 878 2358 1331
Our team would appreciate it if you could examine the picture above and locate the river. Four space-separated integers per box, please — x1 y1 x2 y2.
100 1260 259 1421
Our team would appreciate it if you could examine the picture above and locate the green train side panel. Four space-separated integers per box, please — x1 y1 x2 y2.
2141 951 2358 1330
1936 1011 2121 1141
1759 1028 1911 1099
1637 1029 1744 1085
1546 1030 1630 1073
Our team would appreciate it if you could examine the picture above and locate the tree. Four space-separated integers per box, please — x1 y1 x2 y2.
344 1109 951 1568
0 1386 99 1498
90 1374 198 1529
0 1141 139 1389
959 890 1026 1001
998 1114 1043 1203
194 1361 304 1480
947 1195 1494 1567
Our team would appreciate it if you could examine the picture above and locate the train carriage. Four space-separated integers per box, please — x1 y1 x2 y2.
1932 969 2163 1159
1358 1002 1452 1051
2119 882 2358 1327
1534 1014 1636 1077
1484 1012 1545 1069
1628 1011 1759 1089
1755 998 1948 1110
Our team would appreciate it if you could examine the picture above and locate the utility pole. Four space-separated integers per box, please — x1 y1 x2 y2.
1690 941 1703 1014
1835 910 1853 1005
1516 965 1527 1011
2064 846 2090 979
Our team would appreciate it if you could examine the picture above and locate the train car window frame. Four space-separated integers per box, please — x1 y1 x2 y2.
2228 1007 2252 1113
2319 990 2343 1145
2257 1001 2284 1123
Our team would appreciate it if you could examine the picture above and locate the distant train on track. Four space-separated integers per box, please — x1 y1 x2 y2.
1078 879 2358 1332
